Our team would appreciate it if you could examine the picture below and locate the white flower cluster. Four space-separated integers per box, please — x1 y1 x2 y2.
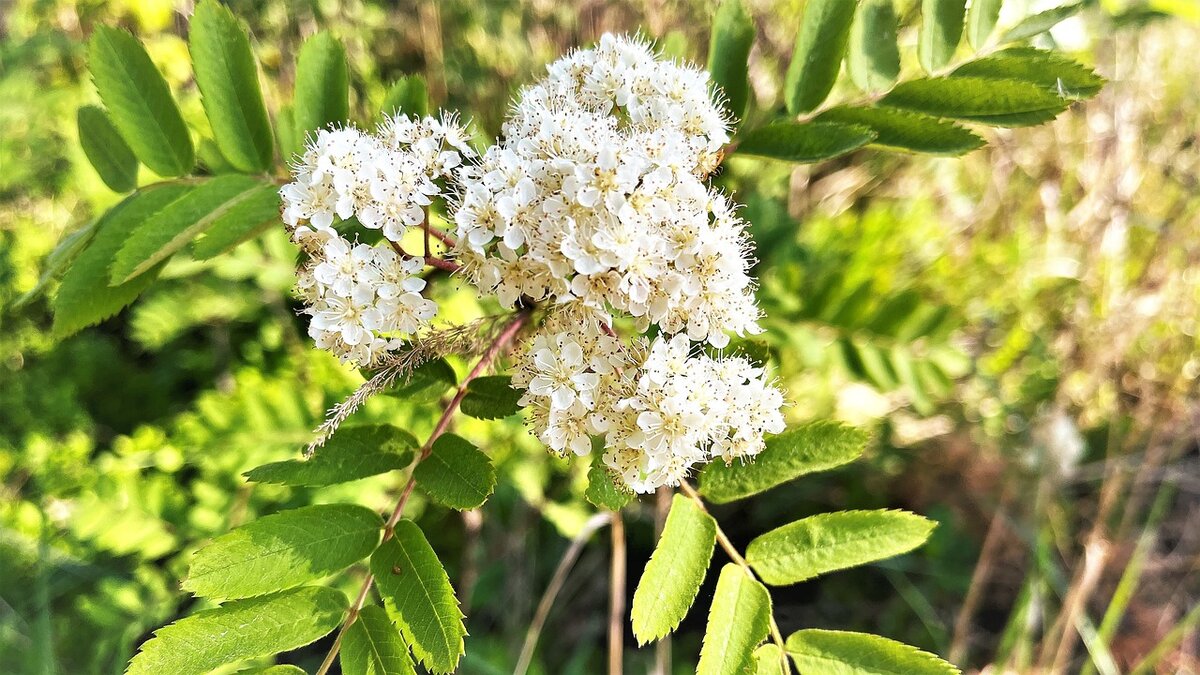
280 115 472 365
453 34 761 348
512 313 786 493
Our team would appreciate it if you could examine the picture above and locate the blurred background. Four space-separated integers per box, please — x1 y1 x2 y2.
1 0 1198 673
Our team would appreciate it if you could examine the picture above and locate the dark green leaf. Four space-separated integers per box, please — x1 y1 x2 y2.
460 375 523 420
52 183 192 337
785 0 858 114
380 76 429 120
785 629 961 674
292 32 349 155
413 433 496 510
110 174 270 283
1002 3 1083 42
126 587 346 675
952 48 1104 98
245 424 417 487
881 76 1068 124
88 26 193 177
736 121 875 163
708 0 756 121
919 0 968 73
370 522 466 674
77 105 138 192
696 564 772 674
183 504 383 600
847 0 900 93
276 104 297 163
585 450 634 510
191 182 281 259
387 358 457 399
817 106 984 155
745 509 935 585
190 0 274 173
967 0 1003 48
632 495 716 643
341 605 417 675
699 421 867 503
197 137 238 174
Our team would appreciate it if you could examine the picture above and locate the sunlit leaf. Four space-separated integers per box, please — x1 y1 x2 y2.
292 31 349 155
631 495 716 643
919 0 968 73
696 564 772 674
785 0 857 113
341 605 417 675
847 0 900 93
785 629 961 674
77 105 138 192
708 0 756 121
244 424 417 487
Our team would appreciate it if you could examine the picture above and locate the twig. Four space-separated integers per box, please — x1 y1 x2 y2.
949 483 1013 664
515 512 612 675
680 481 791 673
608 510 627 675
314 311 530 675
423 221 457 248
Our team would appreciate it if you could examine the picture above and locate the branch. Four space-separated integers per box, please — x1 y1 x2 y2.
608 510 627 675
314 311 531 675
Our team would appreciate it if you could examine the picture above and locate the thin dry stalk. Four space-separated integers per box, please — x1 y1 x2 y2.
949 484 1013 664
608 510 627 675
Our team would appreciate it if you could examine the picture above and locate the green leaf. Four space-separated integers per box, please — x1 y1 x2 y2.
699 421 867 503
13 218 101 309
276 104 297 163
1002 2 1083 43
370 521 466 674
919 0 967 73
585 450 634 510
110 174 270 283
753 643 787 675
745 510 935 586
88 25 193 177
380 76 429 120
183 504 383 601
708 0 756 121
191 182 281 259
292 31 349 155
126 586 346 675
881 76 1068 124
817 106 984 155
847 0 900 93
967 0 1003 48
77 105 138 192
240 667 308 675
460 375 523 420
785 629 961 674
52 183 192 337
413 433 496 510
245 424 417 487
341 605 417 675
784 0 858 114
696 564 772 675
190 0 274 173
952 48 1104 98
632 495 716 643
387 358 458 399
197 137 238 174
736 121 875 163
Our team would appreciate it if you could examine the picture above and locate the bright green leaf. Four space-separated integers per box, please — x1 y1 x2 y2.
967 0 1003 48
631 495 716 643
708 0 756 121
240 666 308 675
110 174 270 283
952 47 1104 98
696 564 772 675
585 450 634 510
413 433 496 510
380 76 429 120
736 121 875 163
197 137 238 174
745 509 935 586
1002 3 1083 42
753 643 787 675
292 32 349 155
785 629 961 674
370 521 466 674
126 586 346 675
190 0 274 172
817 106 984 155
460 375 523 420
53 183 192 337
341 605 417 675
14 217 101 309
699 421 867 504
244 424 417 487
881 76 1068 125
848 0 900 93
88 26 193 177
77 105 138 192
191 182 281 259
919 0 968 73
785 0 857 114
184 504 383 600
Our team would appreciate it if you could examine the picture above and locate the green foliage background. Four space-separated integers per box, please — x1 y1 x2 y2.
2 0 1198 673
